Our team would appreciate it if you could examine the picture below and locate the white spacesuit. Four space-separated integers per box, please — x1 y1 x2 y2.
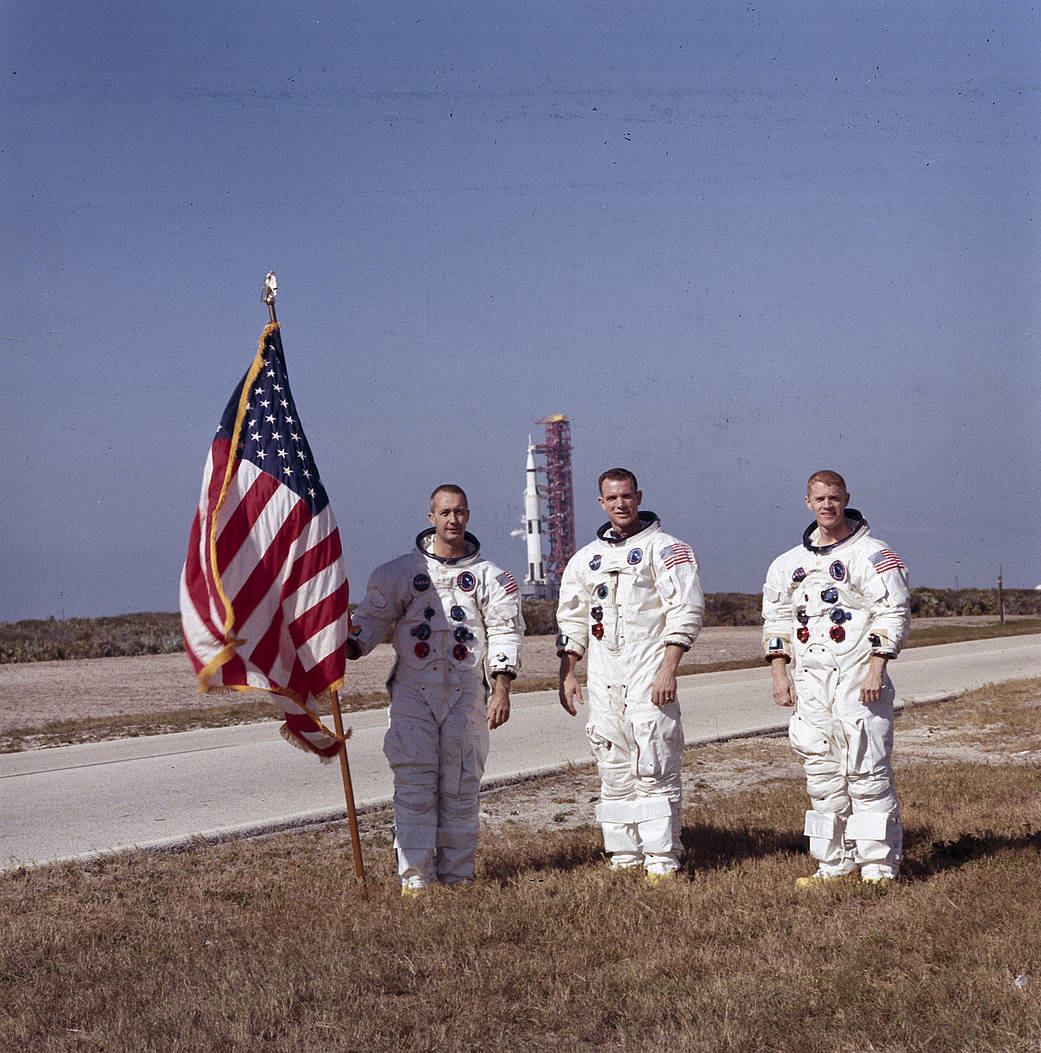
557 511 704 874
762 509 910 880
350 530 523 889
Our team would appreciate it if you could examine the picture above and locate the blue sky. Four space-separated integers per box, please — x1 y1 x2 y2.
4 1 1039 621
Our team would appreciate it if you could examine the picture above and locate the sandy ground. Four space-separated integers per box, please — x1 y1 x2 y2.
0 627 766 732
0 617 1027 733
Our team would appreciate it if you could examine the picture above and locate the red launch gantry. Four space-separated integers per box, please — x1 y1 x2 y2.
535 415 576 587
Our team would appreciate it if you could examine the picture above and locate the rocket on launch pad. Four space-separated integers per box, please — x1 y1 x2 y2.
517 415 575 599
521 438 547 598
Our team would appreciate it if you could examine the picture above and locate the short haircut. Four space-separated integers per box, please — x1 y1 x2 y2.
807 469 847 494
430 484 468 512
598 467 639 494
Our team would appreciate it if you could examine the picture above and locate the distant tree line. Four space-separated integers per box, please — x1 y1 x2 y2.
0 612 185 664
3 589 1039 663
521 589 1041 635
908 587 1041 619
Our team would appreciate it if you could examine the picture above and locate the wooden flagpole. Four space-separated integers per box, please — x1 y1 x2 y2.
262 271 365 884
330 688 367 884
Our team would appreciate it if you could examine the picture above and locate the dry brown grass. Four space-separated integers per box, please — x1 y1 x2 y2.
1 682 1039 1051
0 693 392 753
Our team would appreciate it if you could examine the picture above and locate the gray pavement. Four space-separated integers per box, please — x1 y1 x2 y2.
1 635 1038 871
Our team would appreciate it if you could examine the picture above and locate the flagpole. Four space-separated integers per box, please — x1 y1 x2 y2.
330 688 367 884
260 270 365 884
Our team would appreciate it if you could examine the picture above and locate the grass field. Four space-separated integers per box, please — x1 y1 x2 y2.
1 680 1038 1051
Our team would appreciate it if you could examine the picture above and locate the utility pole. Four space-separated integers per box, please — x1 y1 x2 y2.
998 567 1005 624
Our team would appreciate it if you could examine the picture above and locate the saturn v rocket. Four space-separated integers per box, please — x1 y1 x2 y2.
521 439 547 598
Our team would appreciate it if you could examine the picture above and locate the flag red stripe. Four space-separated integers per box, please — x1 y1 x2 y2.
283 712 341 758
286 654 309 702
182 510 223 659
219 651 249 688
214 472 280 578
247 604 286 676
290 587 349 649
206 440 232 511
183 445 239 653
201 442 236 610
241 538 346 679
283 530 343 600
226 500 311 628
308 650 348 695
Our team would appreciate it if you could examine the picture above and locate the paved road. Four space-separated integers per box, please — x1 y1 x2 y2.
1 635 1037 871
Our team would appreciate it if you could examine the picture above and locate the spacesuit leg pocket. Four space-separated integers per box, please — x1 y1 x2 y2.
585 719 632 794
788 712 845 807
435 728 488 885
383 719 438 884
632 718 663 778
384 721 438 832
630 710 683 863
787 711 830 765
383 719 437 775
632 711 683 780
845 706 902 871
439 736 463 797
847 705 894 777
452 732 489 798
587 720 641 861
439 727 488 817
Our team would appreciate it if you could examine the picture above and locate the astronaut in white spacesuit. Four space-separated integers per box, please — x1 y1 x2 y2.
763 470 911 886
347 485 524 892
557 469 704 879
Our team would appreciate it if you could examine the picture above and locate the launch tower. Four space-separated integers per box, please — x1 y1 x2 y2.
535 415 576 590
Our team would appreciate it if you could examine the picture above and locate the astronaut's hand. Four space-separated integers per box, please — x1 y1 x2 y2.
345 638 363 661
559 673 584 716
651 669 678 708
858 656 887 703
487 677 511 730
772 680 796 707
771 667 796 707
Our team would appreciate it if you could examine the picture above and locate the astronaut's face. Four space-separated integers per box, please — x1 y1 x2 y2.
429 491 470 551
805 481 850 537
599 478 643 537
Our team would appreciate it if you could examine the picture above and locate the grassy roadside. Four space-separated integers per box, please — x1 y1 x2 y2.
900 618 1041 647
1 681 1038 1051
3 619 1038 752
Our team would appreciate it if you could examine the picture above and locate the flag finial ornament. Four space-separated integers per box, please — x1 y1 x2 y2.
262 271 277 306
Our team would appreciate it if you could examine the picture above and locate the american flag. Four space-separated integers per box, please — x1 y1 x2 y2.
496 571 518 596
662 542 695 569
179 322 349 760
870 548 906 576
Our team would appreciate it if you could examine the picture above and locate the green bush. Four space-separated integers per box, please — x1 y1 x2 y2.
520 599 559 635
910 587 1041 619
0 612 184 664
